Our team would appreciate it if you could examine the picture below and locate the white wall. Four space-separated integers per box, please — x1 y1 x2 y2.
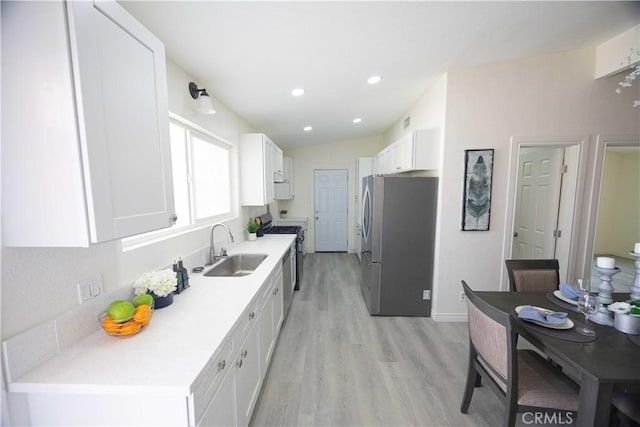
279 135 385 253
384 74 448 146
0 59 256 340
434 47 640 320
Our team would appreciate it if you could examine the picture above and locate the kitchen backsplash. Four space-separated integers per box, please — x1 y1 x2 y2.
1 245 215 384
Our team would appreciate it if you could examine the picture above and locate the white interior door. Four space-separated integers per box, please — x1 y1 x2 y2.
314 169 348 252
512 147 563 259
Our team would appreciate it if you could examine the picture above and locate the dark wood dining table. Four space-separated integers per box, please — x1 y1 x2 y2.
476 291 640 427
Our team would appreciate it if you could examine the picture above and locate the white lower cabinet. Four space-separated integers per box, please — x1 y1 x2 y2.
196 265 284 427
234 321 261 427
258 283 275 376
198 368 236 427
9 251 289 427
272 268 284 338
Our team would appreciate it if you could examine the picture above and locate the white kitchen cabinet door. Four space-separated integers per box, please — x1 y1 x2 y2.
234 323 261 427
198 368 236 427
282 157 293 182
272 267 284 336
375 147 392 174
272 143 284 182
258 283 275 376
391 134 414 173
274 157 294 199
2 0 174 246
240 134 279 206
274 183 294 200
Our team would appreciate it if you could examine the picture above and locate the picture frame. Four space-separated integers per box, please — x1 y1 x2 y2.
462 149 494 231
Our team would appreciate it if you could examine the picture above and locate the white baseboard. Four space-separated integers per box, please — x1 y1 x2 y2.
431 311 468 322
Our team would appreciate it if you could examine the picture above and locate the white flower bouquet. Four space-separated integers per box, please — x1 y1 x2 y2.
608 300 640 316
133 269 177 298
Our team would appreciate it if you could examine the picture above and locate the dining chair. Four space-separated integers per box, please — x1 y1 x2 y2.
505 259 560 292
612 391 640 426
460 280 578 427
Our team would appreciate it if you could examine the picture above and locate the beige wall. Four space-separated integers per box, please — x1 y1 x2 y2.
434 47 639 319
384 74 448 146
595 149 640 258
279 135 385 253
1 59 256 339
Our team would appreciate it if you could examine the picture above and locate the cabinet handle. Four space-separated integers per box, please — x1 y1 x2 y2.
242 349 248 358
217 359 226 371
170 214 178 222
249 311 255 320
237 359 243 368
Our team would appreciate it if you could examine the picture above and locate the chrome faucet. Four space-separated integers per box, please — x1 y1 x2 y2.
208 223 234 265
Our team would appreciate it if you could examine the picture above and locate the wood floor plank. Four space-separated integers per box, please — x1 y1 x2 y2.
250 253 510 426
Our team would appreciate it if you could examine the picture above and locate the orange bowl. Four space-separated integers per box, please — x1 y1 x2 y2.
99 302 154 337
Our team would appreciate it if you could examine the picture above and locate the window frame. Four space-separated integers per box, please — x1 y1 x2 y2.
122 113 238 251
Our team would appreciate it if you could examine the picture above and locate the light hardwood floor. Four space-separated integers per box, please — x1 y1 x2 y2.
250 253 506 426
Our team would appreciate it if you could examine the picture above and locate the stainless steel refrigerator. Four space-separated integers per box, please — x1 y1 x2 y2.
360 175 438 316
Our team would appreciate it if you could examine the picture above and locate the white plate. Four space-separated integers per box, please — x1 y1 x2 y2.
553 290 579 306
515 305 574 330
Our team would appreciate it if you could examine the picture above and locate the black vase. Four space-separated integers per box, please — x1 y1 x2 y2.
151 292 174 309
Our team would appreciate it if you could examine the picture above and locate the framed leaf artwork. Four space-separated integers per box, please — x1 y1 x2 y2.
462 149 494 231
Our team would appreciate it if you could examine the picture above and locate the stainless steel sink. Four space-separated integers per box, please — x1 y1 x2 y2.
203 254 268 277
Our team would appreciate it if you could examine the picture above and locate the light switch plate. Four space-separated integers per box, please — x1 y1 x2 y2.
77 276 103 304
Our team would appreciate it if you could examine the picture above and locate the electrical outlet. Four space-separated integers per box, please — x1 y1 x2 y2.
423 290 431 300
77 276 103 304
459 291 466 302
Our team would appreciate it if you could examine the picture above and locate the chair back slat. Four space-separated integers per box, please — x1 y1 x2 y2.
466 301 509 390
512 269 558 293
505 259 560 292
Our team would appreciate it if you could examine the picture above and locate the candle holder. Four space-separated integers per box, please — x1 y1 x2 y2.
630 251 640 300
589 266 620 326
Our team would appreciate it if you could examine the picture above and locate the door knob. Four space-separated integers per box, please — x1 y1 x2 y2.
513 232 518 237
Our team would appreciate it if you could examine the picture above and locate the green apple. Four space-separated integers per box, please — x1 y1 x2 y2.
106 300 126 316
132 293 154 307
107 300 135 323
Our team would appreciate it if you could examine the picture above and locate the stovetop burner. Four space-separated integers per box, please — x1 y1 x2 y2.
266 225 301 234
257 213 304 239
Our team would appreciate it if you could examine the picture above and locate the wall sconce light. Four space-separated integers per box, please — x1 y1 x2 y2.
189 82 216 115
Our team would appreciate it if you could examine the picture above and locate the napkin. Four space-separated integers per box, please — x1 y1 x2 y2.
518 305 568 325
559 283 580 301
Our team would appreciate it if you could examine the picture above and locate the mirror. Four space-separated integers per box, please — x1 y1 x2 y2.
590 144 640 292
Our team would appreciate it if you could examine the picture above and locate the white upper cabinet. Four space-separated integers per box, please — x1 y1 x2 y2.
274 157 294 200
2 0 174 247
240 133 280 206
272 144 284 182
374 129 441 174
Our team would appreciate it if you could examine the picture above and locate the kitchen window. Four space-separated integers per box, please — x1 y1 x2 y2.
122 114 235 250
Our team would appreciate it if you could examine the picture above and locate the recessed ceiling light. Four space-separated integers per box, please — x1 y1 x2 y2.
291 88 305 97
353 118 362 124
367 76 383 85
303 126 313 132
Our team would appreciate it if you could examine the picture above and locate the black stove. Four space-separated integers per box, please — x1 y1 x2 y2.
265 225 302 235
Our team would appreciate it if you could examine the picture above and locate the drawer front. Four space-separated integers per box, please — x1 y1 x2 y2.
192 338 234 423
232 296 261 351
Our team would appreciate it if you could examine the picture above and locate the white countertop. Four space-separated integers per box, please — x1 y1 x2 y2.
9 235 295 396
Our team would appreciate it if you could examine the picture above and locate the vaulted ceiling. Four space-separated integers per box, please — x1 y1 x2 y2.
121 1 639 147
